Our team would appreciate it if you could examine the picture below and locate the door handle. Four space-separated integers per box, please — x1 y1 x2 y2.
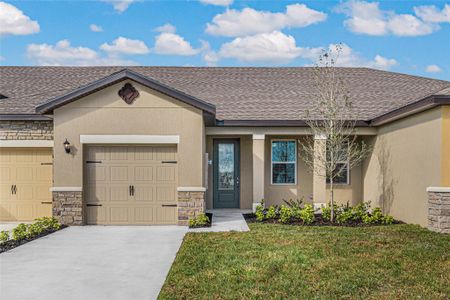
236 176 240 188
129 185 132 196
131 185 135 196
13 185 17 195
11 185 14 195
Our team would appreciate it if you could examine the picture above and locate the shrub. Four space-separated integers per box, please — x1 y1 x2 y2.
188 213 210 228
35 217 61 231
265 205 277 220
362 207 394 225
322 203 339 221
336 208 354 224
255 203 265 222
299 204 315 224
26 222 44 238
283 198 304 209
12 223 28 241
382 215 395 225
279 206 293 224
0 230 9 243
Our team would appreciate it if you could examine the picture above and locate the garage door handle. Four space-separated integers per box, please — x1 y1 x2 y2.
87 204 102 207
41 201 52 204
13 185 17 195
86 161 102 164
162 161 177 164
162 204 177 207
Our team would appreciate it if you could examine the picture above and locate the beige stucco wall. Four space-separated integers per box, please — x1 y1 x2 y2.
362 107 442 226
53 80 204 188
264 136 314 206
442 106 450 186
205 135 253 209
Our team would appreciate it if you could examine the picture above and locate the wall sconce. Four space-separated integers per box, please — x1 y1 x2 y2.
63 139 71 154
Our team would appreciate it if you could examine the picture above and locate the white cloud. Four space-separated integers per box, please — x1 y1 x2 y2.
26 40 138 66
338 0 438 36
367 54 398 70
90 24 103 32
100 37 149 55
425 64 442 73
154 23 176 33
199 0 233 6
103 0 135 13
153 25 205 56
206 4 327 37
0 2 40 36
414 4 450 23
218 31 303 63
0 55 4 61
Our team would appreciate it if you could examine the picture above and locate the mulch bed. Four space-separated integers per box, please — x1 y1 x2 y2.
189 212 213 229
0 225 67 254
243 213 403 227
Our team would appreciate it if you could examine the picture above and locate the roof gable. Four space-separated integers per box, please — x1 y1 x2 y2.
35 69 216 115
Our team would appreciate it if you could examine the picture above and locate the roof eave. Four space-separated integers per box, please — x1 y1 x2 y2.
370 95 450 126
35 69 216 115
0 114 53 121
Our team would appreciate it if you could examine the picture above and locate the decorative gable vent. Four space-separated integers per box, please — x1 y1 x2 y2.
118 83 139 104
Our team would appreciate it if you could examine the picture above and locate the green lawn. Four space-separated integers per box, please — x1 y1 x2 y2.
159 223 449 300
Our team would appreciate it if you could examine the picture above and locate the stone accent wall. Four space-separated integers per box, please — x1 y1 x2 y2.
52 191 84 225
428 189 450 234
177 191 205 226
0 120 53 140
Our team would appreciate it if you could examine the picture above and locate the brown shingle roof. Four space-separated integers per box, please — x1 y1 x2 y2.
0 66 448 121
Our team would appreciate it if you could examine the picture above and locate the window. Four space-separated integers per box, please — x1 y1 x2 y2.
271 140 296 184
326 144 350 185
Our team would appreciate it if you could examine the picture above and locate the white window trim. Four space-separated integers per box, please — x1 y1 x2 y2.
326 145 350 185
270 139 297 185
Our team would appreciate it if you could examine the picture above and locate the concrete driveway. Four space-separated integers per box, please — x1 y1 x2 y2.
0 226 187 300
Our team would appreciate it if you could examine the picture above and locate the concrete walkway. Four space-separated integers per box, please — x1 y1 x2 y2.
0 222 32 232
189 209 250 232
0 226 187 300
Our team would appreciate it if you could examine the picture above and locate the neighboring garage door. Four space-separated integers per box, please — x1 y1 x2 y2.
0 148 53 221
85 145 178 225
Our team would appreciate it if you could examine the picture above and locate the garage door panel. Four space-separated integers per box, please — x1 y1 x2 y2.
15 150 35 163
155 207 177 224
0 167 12 181
154 147 176 160
110 207 129 223
36 166 52 182
134 207 154 223
0 184 12 201
156 166 176 182
15 204 35 220
134 166 153 181
0 204 13 220
110 185 129 202
86 186 108 203
16 167 34 181
110 147 131 161
110 166 129 181
134 185 154 202
134 147 153 160
86 165 107 182
156 186 176 203
16 185 34 201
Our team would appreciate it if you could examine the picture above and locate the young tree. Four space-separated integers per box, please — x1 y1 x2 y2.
300 44 371 222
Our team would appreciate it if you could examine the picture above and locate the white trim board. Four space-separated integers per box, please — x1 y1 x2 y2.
426 187 450 193
0 140 54 148
177 187 206 192
80 135 179 144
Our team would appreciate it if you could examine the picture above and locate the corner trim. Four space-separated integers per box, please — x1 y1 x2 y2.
0 140 54 147
426 186 450 193
177 187 206 192
80 135 179 144
50 187 83 192
252 134 265 140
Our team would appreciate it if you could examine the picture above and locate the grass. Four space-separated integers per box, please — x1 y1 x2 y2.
159 223 450 300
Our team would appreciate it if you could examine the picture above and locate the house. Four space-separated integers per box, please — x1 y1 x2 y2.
0 67 449 228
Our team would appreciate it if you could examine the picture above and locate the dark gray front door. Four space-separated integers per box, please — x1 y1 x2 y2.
213 139 240 208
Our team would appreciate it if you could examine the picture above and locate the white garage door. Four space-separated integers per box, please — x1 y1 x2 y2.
85 145 178 225
0 148 53 221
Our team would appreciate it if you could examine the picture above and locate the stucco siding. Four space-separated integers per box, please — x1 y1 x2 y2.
362 107 442 226
442 106 450 186
53 80 204 188
205 135 253 209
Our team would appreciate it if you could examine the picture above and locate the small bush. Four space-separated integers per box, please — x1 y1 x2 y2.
283 198 304 209
265 205 277 220
279 206 293 224
11 223 28 241
299 204 315 224
0 230 9 243
188 213 210 228
255 203 265 222
35 217 61 231
322 204 339 221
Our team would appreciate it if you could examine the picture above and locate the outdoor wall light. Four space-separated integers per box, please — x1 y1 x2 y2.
63 139 71 154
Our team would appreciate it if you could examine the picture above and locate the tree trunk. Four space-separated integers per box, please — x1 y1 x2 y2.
330 178 334 222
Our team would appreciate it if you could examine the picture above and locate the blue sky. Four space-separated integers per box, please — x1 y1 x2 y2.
0 0 449 80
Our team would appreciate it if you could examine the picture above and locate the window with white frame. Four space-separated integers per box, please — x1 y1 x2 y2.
326 143 350 185
271 140 297 184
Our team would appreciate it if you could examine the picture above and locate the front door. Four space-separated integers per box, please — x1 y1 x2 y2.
213 139 240 208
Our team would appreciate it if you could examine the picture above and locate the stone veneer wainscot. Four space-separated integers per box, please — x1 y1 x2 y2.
0 120 53 140
52 191 83 226
427 187 450 234
177 189 206 226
